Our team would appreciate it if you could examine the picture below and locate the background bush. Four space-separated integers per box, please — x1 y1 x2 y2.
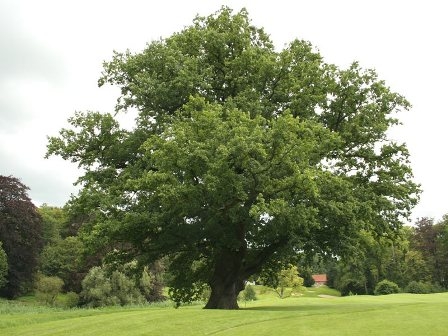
36 275 64 306
401 280 445 294
374 280 400 295
63 291 80 308
339 279 365 296
405 281 434 294
80 266 118 307
80 266 146 307
110 270 145 305
241 284 257 301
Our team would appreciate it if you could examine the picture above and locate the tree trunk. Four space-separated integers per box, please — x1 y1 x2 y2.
203 237 289 309
204 249 246 309
204 277 244 309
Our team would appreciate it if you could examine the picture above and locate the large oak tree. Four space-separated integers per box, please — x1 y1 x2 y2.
47 8 419 309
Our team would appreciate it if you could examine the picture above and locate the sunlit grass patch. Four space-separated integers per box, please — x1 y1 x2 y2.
1 293 447 335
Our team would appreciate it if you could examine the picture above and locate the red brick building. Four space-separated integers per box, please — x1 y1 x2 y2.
312 274 327 286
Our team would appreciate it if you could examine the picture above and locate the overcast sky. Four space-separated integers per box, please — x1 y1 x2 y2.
1 0 446 223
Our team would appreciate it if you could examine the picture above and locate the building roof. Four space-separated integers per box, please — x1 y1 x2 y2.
312 274 327 283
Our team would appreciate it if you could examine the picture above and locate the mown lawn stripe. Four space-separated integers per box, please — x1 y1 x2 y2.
1 294 447 335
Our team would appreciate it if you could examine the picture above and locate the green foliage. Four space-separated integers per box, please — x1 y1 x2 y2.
0 175 44 299
337 279 366 296
405 281 432 294
330 228 419 295
139 267 152 299
301 268 316 288
199 285 211 303
278 265 304 297
80 266 117 307
262 264 304 298
0 243 7 289
241 284 257 301
410 216 448 288
374 280 400 295
328 217 448 296
35 275 64 306
63 291 79 308
39 236 83 292
110 270 145 306
80 266 146 307
402 250 431 284
46 7 420 309
38 205 67 244
138 264 165 302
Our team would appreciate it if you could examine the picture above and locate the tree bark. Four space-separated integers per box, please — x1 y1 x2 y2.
204 277 245 309
203 237 289 309
204 249 245 309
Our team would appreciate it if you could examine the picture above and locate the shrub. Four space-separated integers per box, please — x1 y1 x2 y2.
241 284 257 301
110 270 145 305
39 236 83 292
428 283 445 293
64 291 79 308
139 264 165 302
80 266 145 307
139 267 153 300
261 265 304 298
405 281 431 294
339 279 365 296
302 269 315 288
35 275 64 306
80 266 118 307
200 286 211 302
405 281 435 294
374 280 400 295
258 285 269 294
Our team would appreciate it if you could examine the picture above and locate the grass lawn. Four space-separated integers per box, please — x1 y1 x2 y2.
1 290 447 335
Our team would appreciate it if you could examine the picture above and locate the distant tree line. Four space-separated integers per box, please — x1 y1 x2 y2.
304 216 448 295
0 175 165 306
1 173 447 306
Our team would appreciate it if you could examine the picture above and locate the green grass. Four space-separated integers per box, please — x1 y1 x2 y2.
1 292 448 335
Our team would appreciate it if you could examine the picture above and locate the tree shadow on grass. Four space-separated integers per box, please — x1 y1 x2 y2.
241 304 331 312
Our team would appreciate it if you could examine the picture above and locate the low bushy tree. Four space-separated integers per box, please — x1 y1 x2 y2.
302 268 316 288
138 265 165 302
40 236 84 292
241 284 257 301
36 275 64 306
64 291 80 308
139 267 153 300
262 264 304 298
110 270 145 305
144 261 166 302
80 266 145 307
405 281 432 294
38 205 67 244
339 279 366 296
80 266 117 307
374 280 399 295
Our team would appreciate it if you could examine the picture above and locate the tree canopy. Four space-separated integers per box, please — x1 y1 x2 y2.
0 175 43 298
47 7 420 309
